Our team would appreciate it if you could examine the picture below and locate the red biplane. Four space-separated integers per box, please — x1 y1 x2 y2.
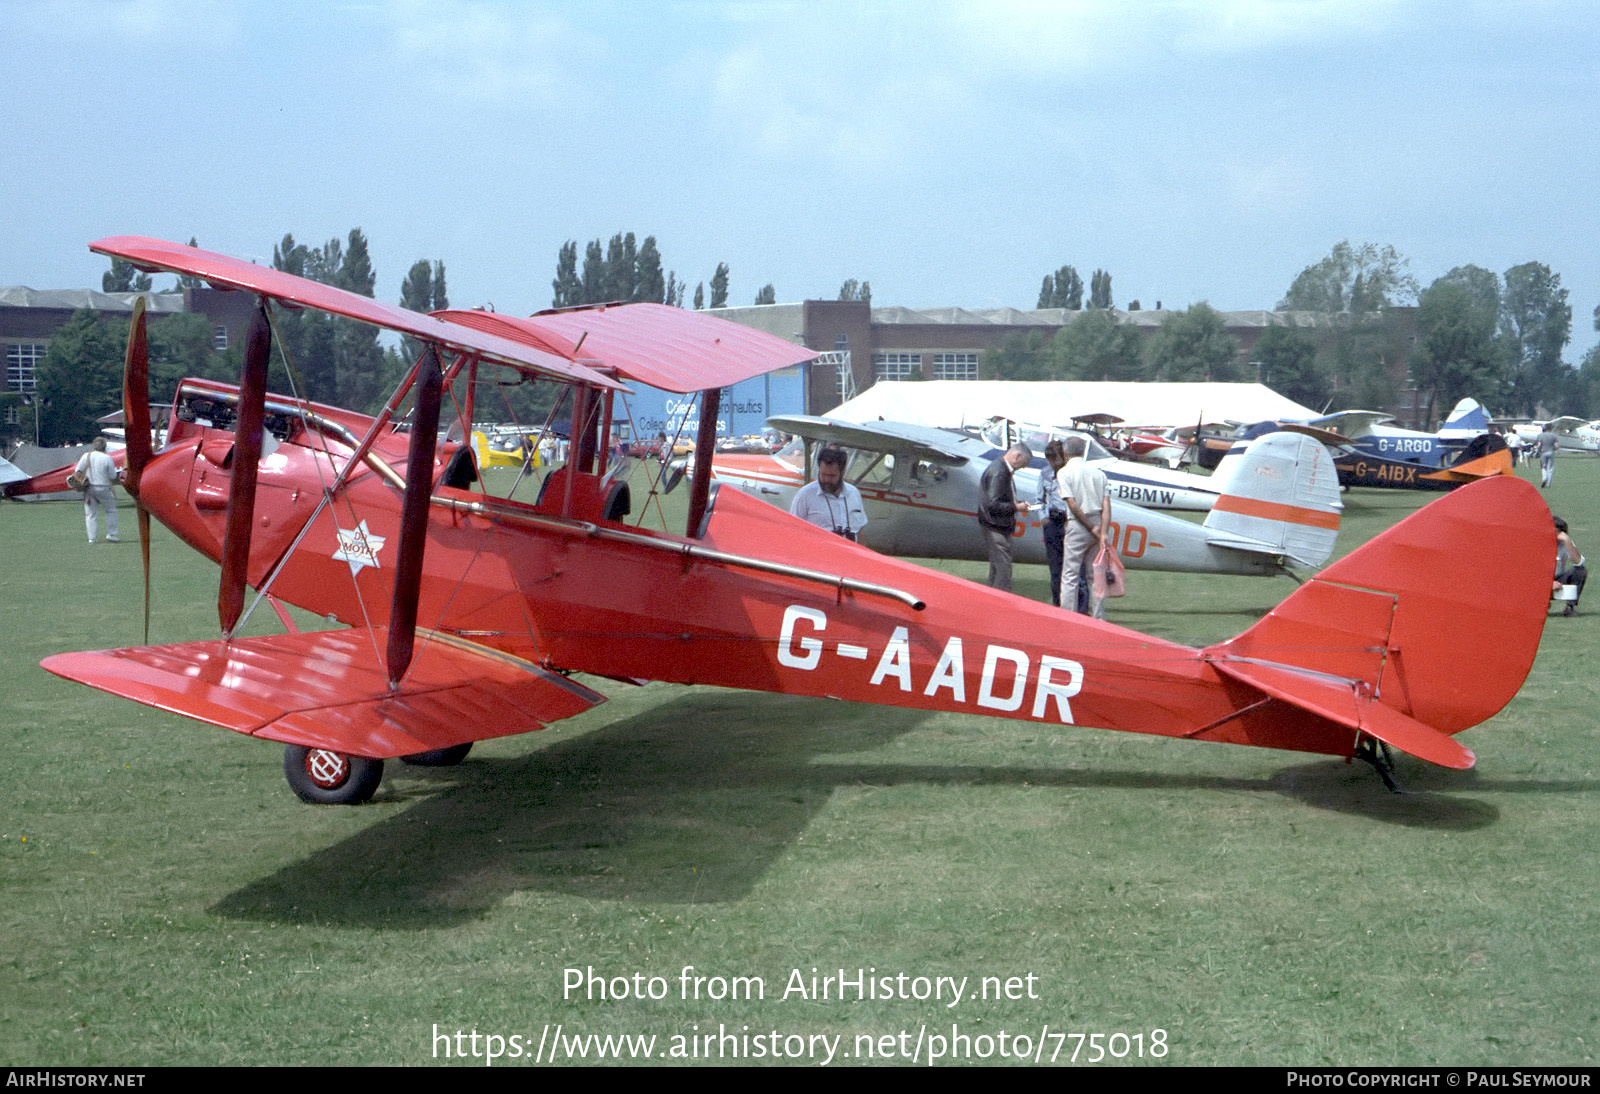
38 237 1553 803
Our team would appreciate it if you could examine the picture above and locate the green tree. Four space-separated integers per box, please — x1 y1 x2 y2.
1050 308 1142 380
1143 303 1243 381
1321 313 1408 411
555 232 673 307
102 258 152 294
400 259 450 364
581 240 606 303
1435 263 1501 318
754 284 776 305
604 232 638 302
1411 274 1509 426
709 263 729 309
1278 242 1421 412
1088 269 1113 309
35 310 128 444
1279 241 1419 312
551 241 581 307
400 259 449 313
36 308 235 445
1252 322 1327 408
664 272 683 308
693 282 705 310
635 237 665 303
838 279 871 303
1502 261 1572 415
329 229 386 410
268 229 387 410
983 330 1053 380
1038 266 1083 310
147 312 237 402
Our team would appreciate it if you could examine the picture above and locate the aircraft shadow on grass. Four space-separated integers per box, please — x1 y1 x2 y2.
207 691 1574 930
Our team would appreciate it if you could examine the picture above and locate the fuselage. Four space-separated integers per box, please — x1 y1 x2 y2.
709 442 1281 577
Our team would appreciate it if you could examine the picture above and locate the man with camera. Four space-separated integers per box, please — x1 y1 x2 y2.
790 446 868 541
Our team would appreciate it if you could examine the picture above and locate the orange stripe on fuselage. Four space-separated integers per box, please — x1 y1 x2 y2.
1210 494 1340 529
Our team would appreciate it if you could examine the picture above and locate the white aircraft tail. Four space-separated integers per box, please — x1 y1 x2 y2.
1438 397 1489 438
1202 433 1342 569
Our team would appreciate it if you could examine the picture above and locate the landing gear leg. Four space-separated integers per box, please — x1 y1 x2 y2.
1355 737 1403 793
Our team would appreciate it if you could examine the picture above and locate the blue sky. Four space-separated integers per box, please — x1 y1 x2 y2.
4 0 1596 362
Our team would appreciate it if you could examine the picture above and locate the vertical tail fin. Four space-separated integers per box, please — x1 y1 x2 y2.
1205 476 1551 766
1440 397 1489 435
1203 432 1343 569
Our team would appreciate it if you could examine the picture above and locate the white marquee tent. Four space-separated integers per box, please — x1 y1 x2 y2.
826 381 1320 430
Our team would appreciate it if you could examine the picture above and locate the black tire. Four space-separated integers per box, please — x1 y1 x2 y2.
400 742 473 767
283 746 384 805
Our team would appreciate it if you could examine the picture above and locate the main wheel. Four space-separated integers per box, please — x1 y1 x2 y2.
400 743 472 767
283 746 384 805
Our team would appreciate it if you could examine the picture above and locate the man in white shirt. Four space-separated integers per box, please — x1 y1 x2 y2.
74 437 121 544
790 446 867 540
1058 436 1111 618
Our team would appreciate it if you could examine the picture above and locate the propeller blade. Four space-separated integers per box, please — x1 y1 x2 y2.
218 301 271 637
121 298 152 495
122 298 154 642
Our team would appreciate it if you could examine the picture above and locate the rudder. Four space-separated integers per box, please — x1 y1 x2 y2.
1203 432 1343 569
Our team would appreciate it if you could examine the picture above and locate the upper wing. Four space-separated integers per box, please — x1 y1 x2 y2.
765 415 972 465
90 237 622 390
435 305 817 394
1546 416 1588 433
42 627 605 758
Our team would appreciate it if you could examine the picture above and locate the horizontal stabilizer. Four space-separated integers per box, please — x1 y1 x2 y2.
1209 657 1474 769
42 627 605 758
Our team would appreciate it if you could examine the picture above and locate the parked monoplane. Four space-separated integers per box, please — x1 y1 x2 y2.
1311 398 1490 468
709 416 1342 575
1514 417 1600 455
36 237 1554 802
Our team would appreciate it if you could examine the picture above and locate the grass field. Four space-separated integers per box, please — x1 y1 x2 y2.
2 455 1597 1066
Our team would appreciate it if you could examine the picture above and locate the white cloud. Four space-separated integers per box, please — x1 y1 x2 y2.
946 0 1403 78
374 0 603 106
10 0 243 49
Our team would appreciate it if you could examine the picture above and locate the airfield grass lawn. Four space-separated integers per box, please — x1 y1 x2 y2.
2 456 1597 1066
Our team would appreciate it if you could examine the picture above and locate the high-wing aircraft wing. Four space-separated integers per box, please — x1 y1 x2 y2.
1273 421 1357 448
91 236 623 390
765 414 972 465
1309 410 1394 439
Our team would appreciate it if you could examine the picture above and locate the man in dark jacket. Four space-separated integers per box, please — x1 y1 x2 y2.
977 443 1032 591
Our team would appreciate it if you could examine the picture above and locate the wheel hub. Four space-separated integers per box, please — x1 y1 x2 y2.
305 749 351 790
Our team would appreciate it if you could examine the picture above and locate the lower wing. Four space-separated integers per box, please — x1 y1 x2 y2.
42 626 605 758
